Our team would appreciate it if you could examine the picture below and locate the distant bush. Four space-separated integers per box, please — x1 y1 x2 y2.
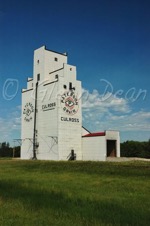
0 142 20 158
121 139 150 159
14 146 20 157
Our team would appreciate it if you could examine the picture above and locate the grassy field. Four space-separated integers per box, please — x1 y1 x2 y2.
0 160 149 226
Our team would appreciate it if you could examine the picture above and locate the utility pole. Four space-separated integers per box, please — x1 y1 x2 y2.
33 82 38 160
13 140 15 158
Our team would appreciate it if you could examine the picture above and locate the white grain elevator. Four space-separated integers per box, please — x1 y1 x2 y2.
21 46 82 160
21 46 120 161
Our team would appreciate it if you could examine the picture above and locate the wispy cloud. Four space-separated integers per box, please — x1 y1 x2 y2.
0 89 149 144
82 88 150 133
0 106 21 143
82 88 131 113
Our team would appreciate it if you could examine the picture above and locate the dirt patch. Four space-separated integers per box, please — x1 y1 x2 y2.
107 157 150 162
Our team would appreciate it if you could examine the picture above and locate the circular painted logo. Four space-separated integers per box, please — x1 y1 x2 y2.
23 102 34 122
61 91 79 115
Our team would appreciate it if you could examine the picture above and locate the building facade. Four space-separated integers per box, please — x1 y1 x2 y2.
21 46 120 161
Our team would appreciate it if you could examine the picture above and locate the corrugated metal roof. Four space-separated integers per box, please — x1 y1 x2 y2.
82 132 105 137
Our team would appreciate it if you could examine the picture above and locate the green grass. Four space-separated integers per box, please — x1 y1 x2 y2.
0 160 150 226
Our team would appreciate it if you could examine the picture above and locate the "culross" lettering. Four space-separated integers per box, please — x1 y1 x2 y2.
42 102 56 111
61 117 79 123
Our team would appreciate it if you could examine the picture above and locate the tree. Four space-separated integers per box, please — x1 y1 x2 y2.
0 142 13 157
121 140 150 159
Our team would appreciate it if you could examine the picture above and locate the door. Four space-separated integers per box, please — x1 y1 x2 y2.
107 140 116 157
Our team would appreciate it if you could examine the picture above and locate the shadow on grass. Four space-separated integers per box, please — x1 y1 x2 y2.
0 179 149 225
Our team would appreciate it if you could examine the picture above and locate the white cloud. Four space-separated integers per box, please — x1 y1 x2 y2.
0 89 149 144
117 111 150 131
82 88 130 113
0 106 21 143
82 88 150 134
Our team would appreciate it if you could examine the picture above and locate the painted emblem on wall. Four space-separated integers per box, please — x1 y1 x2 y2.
23 102 34 122
61 91 79 115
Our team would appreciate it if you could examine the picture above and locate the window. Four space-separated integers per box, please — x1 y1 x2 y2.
37 60 39 64
37 74 40 81
63 85 67 89
54 57 58 62
70 68 72 71
55 74 58 79
69 82 75 90
69 82 72 90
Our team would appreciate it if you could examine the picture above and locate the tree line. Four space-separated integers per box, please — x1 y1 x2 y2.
0 140 150 159
0 142 20 158
120 139 150 159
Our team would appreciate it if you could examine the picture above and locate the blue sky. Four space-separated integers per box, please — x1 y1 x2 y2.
0 0 150 145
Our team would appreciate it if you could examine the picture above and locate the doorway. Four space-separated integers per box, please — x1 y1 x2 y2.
107 140 116 157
